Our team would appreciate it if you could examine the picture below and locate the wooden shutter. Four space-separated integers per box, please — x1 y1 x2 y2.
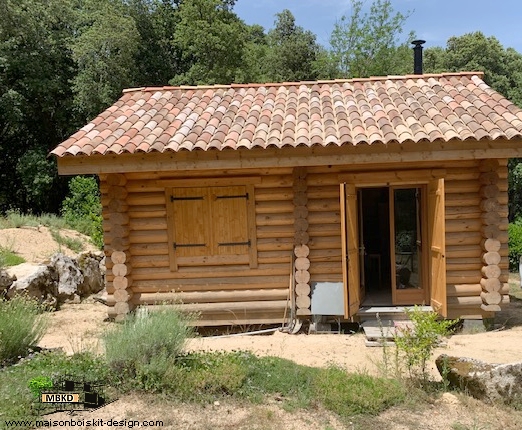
428 178 447 317
167 187 210 269
212 186 250 256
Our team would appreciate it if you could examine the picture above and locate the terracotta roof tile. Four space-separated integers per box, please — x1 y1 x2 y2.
51 72 522 157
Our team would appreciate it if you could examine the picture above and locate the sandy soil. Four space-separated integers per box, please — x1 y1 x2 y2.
0 226 98 264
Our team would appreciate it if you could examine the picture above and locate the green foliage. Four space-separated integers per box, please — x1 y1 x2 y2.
161 351 249 400
71 0 140 120
0 351 107 423
28 375 53 399
393 307 457 379
509 159 522 222
49 228 84 253
0 296 48 365
315 367 406 416
15 149 58 214
328 0 414 78
61 176 103 249
508 219 522 270
172 0 247 85
264 9 320 82
102 307 194 387
0 245 25 268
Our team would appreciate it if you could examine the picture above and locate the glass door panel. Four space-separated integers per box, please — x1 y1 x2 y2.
391 187 426 305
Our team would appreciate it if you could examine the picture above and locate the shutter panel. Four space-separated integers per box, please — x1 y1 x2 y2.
171 187 210 257
212 186 249 256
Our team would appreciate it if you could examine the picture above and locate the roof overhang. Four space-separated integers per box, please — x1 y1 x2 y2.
56 138 522 175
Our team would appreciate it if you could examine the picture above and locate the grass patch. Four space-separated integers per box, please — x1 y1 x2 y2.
0 296 48 365
0 351 108 424
0 245 25 268
49 228 84 253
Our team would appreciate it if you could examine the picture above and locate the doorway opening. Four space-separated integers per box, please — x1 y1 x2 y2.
359 186 427 307
360 187 391 305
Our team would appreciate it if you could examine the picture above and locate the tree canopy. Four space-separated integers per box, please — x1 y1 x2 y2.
2 0 522 221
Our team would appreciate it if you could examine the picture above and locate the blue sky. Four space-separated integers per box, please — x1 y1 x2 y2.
234 0 522 52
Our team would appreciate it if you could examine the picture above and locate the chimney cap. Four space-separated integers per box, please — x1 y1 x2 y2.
411 40 426 46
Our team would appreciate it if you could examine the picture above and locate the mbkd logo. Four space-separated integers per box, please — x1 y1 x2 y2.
41 393 81 403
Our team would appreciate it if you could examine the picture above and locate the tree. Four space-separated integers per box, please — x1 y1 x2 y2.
264 9 320 82
126 0 184 86
328 0 414 78
71 0 141 120
171 0 247 85
0 0 76 213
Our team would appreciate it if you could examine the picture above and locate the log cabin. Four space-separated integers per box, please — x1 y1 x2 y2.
51 71 522 325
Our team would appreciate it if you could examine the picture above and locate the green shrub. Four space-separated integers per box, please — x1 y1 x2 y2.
0 296 48 365
508 219 522 270
102 307 194 387
61 176 103 249
393 307 457 379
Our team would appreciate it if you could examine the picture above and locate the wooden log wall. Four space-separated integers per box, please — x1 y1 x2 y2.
444 159 509 319
103 173 133 322
97 159 510 325
101 168 295 326
293 167 311 317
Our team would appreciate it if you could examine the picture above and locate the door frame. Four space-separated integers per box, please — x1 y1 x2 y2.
339 169 447 318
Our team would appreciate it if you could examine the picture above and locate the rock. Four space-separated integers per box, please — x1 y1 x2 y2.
51 253 83 302
436 354 522 404
6 264 58 308
0 269 16 293
77 251 105 296
5 252 105 307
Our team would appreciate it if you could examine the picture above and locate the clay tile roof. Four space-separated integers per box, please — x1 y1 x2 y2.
51 72 522 157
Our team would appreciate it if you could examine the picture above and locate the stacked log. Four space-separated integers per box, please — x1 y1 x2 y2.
106 173 133 322
293 167 311 317
478 160 502 312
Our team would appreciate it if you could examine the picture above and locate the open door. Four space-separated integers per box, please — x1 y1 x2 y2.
341 183 360 318
428 178 447 317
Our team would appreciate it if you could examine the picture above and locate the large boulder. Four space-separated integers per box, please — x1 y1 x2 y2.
6 263 58 308
436 354 522 404
5 252 105 307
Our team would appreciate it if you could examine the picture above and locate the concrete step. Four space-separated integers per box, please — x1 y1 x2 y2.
357 305 432 321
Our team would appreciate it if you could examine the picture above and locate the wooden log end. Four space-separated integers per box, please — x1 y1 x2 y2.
294 257 311 271
481 264 501 279
480 304 501 312
295 283 311 296
481 251 501 266
296 308 311 316
480 277 501 292
106 173 127 186
481 238 501 252
112 263 131 277
114 301 131 315
110 250 127 265
294 244 310 258
296 295 311 309
480 291 502 305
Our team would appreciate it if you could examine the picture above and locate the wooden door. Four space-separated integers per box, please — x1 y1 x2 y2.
428 178 447 317
341 183 360 318
357 189 366 305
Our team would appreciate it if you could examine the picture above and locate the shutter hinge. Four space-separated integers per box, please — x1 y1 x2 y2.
217 240 251 247
171 196 204 202
215 193 249 200
173 243 206 250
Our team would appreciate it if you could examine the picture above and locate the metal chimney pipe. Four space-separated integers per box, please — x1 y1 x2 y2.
412 40 426 75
